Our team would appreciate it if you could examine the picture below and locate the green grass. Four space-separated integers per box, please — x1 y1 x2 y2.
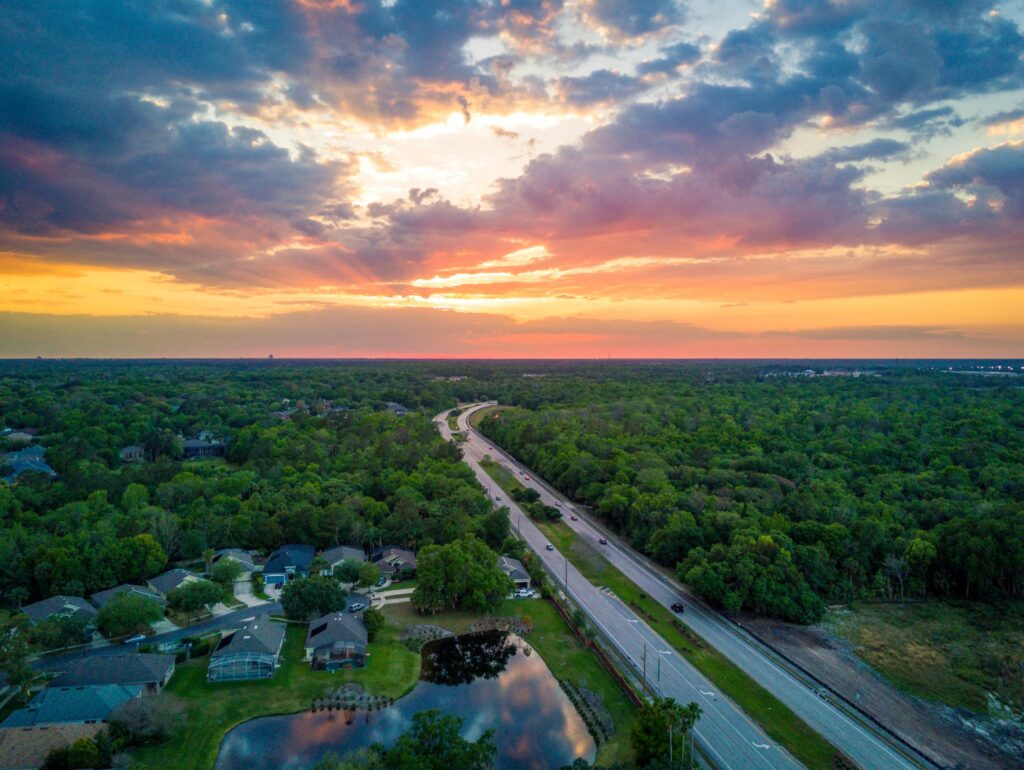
468 404 505 430
384 599 636 765
480 460 839 770
826 599 1024 713
132 621 420 770
447 414 460 430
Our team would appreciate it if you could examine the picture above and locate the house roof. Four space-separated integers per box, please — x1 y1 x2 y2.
1 685 141 727
22 595 97 625
497 555 529 582
148 568 199 595
0 723 103 770
214 549 257 572
120 445 144 454
371 546 417 571
321 545 365 566
89 583 167 609
46 654 174 688
305 611 367 650
212 618 285 659
263 543 315 575
3 445 56 482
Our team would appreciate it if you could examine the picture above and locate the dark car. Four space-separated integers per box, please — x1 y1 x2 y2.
569 514 578 521
598 537 608 545
671 602 685 613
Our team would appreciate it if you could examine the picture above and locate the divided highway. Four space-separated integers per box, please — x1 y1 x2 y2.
439 406 805 770
440 403 932 770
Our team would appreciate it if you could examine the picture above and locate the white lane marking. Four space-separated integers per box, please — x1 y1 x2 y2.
753 743 772 750
699 689 716 697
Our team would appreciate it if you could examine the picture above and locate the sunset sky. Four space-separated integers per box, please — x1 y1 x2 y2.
2 0 1023 357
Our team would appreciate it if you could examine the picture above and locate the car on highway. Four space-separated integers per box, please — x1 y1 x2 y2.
347 602 366 613
555 500 562 506
524 475 531 480
569 514 578 521
671 602 685 613
598 537 608 545
545 543 555 551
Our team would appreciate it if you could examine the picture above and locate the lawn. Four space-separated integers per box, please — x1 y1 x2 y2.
132 621 420 770
383 599 637 765
480 460 839 770
826 599 1024 713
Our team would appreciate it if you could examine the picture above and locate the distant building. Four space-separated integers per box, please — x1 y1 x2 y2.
119 445 144 463
89 583 167 610
208 617 285 682
47 654 175 694
182 438 226 459
3 445 57 483
304 611 368 670
1 684 142 728
321 545 365 576
371 546 417 578
22 595 97 627
497 555 531 590
3 429 37 445
147 568 203 598
385 401 410 416
262 544 315 586
214 548 258 574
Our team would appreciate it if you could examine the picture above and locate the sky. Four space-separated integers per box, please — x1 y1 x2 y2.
1 0 1023 358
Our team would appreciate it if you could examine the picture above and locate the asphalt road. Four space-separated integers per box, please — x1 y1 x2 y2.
440 406 806 770
442 403 932 770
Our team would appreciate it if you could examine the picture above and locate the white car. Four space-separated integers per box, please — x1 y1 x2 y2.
515 588 535 598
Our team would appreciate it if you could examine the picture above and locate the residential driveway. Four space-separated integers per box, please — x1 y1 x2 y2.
233 577 266 608
150 618 179 634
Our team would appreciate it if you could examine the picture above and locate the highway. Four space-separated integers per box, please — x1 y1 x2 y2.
439 405 806 770
441 403 932 770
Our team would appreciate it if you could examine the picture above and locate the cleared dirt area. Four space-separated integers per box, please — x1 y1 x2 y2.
738 609 1024 770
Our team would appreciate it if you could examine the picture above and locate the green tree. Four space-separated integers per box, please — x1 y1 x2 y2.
281 576 348 620
362 607 385 641
168 580 223 618
210 558 243 586
97 593 163 638
631 697 702 768
412 535 510 615
32 613 93 650
357 561 380 587
0 618 35 703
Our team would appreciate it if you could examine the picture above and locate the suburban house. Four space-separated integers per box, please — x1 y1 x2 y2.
1 684 142 728
304 611 368 670
263 543 315 586
0 723 104 770
497 555 531 590
208 617 285 681
22 595 98 626
385 401 410 416
2 428 38 445
321 545 365 576
371 546 418 578
89 583 167 610
2 445 57 483
182 438 226 459
119 445 144 463
47 654 175 694
147 568 203 598
214 548 258 574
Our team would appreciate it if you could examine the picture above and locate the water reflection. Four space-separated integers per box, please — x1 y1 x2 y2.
214 631 595 770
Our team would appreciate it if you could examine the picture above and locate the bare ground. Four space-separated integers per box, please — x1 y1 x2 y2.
736 613 1024 770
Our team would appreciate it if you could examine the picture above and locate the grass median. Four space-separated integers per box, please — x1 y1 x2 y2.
481 458 839 770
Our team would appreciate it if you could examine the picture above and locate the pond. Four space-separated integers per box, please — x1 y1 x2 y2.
214 630 596 770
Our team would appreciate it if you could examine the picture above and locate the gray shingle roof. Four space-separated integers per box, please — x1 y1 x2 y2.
1 685 141 727
214 549 257 572
305 612 367 650
22 595 97 625
321 545 365 566
148 568 200 596
47 654 174 688
497 555 529 582
212 618 285 659
89 583 167 609
263 543 315 575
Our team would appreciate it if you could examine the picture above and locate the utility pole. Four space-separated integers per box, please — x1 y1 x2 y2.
669 724 673 764
564 555 569 591
642 644 648 699
657 654 661 687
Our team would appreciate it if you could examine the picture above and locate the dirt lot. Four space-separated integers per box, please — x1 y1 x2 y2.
738 610 1024 770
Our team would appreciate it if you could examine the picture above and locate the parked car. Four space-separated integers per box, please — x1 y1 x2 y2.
123 634 147 645
376 576 387 587
347 602 366 613
515 588 534 599
598 537 608 545
545 544 555 551
671 602 685 613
